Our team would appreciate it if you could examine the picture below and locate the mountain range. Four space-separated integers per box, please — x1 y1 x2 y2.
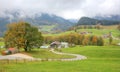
0 10 75 36
0 9 120 37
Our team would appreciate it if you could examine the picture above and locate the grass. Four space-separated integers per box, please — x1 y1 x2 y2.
77 29 120 37
0 42 5 55
44 28 120 38
22 49 75 59
62 46 120 59
0 42 4 46
41 25 119 36
44 28 120 45
40 25 56 33
1 46 120 72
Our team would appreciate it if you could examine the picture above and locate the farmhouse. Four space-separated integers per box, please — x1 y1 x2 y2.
50 41 61 48
50 41 69 48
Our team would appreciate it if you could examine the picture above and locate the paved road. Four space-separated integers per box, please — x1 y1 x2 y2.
0 49 87 61
50 49 87 61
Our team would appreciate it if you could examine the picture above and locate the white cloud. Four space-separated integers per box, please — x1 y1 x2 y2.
0 0 120 19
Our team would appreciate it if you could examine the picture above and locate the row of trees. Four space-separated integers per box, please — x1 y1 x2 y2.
4 22 43 51
44 33 104 46
71 24 120 31
69 24 103 31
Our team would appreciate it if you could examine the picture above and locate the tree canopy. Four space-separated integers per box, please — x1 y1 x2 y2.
4 21 43 51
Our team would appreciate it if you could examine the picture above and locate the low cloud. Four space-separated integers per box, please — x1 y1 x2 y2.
0 0 120 19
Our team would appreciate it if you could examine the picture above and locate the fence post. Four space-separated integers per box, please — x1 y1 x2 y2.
24 59 26 63
7 59 9 64
15 58 17 64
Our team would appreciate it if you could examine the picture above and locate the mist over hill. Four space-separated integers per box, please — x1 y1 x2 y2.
0 10 75 36
77 16 120 25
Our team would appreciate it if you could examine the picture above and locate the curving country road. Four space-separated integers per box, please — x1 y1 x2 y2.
49 49 87 61
0 49 87 61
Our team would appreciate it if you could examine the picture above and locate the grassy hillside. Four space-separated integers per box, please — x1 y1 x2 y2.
40 25 56 33
1 46 120 72
77 29 119 37
44 27 120 45
44 25 120 37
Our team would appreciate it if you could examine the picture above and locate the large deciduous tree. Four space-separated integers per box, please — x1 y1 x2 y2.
4 22 43 51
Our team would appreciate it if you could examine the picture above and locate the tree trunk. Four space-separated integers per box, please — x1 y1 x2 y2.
24 48 28 52
24 45 28 52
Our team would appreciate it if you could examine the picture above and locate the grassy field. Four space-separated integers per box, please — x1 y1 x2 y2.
44 28 120 45
62 46 120 59
44 28 120 37
0 25 120 72
22 49 75 59
0 42 5 55
1 46 120 72
77 29 119 37
0 42 4 46
40 25 56 33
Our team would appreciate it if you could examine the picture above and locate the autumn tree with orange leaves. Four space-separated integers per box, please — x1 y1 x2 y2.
4 22 43 51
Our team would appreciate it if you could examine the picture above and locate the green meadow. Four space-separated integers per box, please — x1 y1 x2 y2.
22 49 75 59
0 25 120 72
1 46 120 72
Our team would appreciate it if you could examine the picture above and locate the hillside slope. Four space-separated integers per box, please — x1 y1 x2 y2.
77 17 120 25
0 10 75 36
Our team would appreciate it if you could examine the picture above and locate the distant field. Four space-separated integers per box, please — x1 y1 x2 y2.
44 28 120 45
102 25 118 29
77 29 119 37
1 46 120 72
44 26 120 38
40 25 56 33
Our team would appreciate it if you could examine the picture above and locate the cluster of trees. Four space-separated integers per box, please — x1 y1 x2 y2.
44 33 104 46
4 22 43 51
68 24 103 32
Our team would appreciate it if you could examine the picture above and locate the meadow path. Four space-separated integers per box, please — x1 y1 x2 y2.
49 49 87 61
0 49 87 61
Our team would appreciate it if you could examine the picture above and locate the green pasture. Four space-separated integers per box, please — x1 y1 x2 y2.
1 46 120 72
23 49 75 59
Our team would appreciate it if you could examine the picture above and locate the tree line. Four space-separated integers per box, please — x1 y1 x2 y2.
44 33 104 46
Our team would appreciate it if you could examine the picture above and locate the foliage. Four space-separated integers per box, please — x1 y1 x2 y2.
44 33 104 46
4 21 43 51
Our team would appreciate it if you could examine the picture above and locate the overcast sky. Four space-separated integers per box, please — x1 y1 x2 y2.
0 0 120 19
